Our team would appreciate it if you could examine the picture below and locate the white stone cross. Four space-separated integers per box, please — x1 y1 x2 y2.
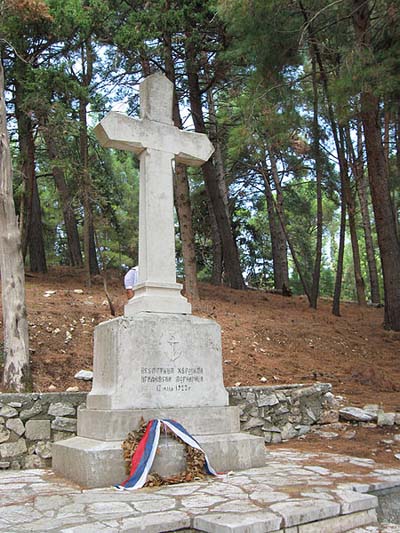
94 72 214 315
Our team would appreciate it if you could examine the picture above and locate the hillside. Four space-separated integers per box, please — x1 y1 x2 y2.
1 267 399 410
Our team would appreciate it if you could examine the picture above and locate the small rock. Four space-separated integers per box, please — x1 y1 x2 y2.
363 404 380 414
377 412 395 426
234 382 241 387
48 402 75 417
257 393 279 407
24 455 46 469
343 431 356 440
0 406 18 419
48 385 57 391
393 434 400 442
8 402 22 408
395 454 400 461
51 417 77 432
381 439 394 445
6 419 25 437
44 290 56 297
73 289 84 294
66 386 79 392
259 376 267 383
0 438 27 458
0 426 10 444
339 407 375 423
313 430 339 439
319 410 339 425
20 403 42 421
242 417 265 430
25 420 51 441
0 461 10 469
35 441 52 459
74 370 93 381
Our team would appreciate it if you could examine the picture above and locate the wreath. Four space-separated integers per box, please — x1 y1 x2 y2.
121 418 208 487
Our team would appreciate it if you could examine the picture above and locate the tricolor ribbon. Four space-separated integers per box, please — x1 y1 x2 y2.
115 418 218 490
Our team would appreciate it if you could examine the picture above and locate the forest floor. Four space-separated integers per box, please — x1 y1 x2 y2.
1 266 400 467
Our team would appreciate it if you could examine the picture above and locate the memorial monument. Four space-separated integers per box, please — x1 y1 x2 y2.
53 73 265 488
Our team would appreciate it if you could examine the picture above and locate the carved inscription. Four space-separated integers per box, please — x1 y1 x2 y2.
141 366 204 392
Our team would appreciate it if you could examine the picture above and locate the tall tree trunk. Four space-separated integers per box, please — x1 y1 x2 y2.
259 164 310 301
353 0 400 330
206 87 227 285
395 106 400 244
42 122 83 267
346 122 380 304
262 168 288 291
207 87 230 221
185 35 245 290
310 51 323 309
15 78 47 273
79 41 99 285
266 149 289 292
340 127 366 305
163 31 199 301
28 177 47 273
332 175 346 317
0 60 31 391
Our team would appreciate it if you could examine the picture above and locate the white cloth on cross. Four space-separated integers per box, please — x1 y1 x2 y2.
124 266 139 290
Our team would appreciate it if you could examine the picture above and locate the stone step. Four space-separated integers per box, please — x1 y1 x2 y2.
77 405 241 441
347 524 400 532
193 508 378 533
52 431 265 489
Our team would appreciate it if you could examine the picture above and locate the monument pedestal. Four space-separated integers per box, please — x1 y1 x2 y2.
53 313 266 488
52 406 265 488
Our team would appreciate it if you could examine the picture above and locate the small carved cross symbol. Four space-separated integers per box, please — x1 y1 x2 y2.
167 335 180 362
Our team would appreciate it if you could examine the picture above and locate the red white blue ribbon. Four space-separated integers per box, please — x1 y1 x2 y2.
115 418 218 490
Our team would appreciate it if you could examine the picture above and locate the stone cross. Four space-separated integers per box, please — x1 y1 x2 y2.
94 73 214 315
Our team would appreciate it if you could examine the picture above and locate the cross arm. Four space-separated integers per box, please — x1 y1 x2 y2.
94 111 214 166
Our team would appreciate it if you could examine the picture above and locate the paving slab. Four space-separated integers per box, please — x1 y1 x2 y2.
1 448 400 532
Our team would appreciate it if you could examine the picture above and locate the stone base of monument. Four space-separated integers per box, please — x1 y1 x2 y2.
52 313 266 488
52 407 266 488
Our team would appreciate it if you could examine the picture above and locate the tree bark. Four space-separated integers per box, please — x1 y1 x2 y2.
0 60 31 391
332 174 346 317
185 35 245 290
337 125 366 306
310 51 323 309
353 0 400 330
266 149 290 293
42 123 83 267
15 75 47 273
262 168 288 291
79 41 99 285
28 176 47 273
163 31 199 301
259 164 310 301
346 121 380 304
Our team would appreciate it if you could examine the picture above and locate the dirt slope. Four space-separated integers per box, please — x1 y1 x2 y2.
1 267 399 411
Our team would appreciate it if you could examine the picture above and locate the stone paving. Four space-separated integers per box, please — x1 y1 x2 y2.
1 449 400 532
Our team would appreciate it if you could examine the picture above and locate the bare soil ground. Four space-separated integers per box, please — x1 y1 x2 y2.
1 267 400 466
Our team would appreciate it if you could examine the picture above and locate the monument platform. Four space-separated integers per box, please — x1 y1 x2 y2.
52 420 265 488
53 313 266 488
